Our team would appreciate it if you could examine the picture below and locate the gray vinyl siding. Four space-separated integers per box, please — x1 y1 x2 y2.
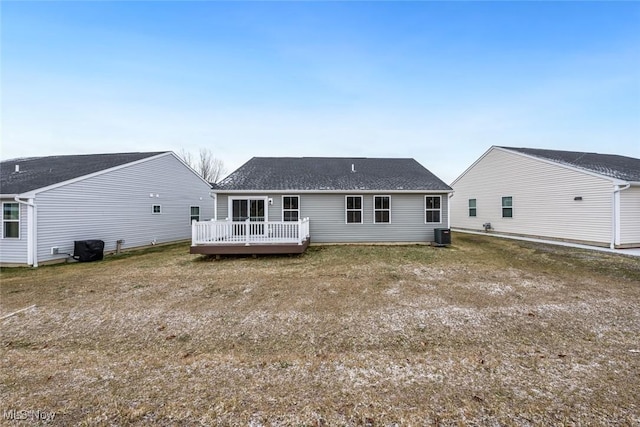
34 154 213 263
0 200 28 264
619 187 640 246
451 148 614 246
217 192 449 243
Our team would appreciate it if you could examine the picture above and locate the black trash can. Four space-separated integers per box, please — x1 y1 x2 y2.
434 228 451 246
73 240 105 262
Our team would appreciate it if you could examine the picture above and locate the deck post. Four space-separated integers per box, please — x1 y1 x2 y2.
245 219 250 246
192 220 197 244
297 218 302 244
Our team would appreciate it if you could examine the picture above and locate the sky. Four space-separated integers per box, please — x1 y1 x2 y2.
1 1 639 184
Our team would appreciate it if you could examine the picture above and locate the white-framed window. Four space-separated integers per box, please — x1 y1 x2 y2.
425 196 442 223
502 196 513 218
152 204 162 214
469 199 477 217
282 196 300 222
2 202 20 239
190 206 200 223
345 195 363 224
373 195 391 223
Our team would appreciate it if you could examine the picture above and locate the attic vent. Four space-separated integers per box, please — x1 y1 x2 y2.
351 163 356 173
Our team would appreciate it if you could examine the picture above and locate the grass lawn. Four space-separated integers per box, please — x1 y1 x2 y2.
1 233 639 425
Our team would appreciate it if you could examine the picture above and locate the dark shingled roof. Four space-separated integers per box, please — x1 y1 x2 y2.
1 152 168 195
217 157 452 192
501 147 640 182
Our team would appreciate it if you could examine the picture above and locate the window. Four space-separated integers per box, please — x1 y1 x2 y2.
282 196 299 222
469 199 477 217
190 206 200 223
425 196 441 223
2 203 19 238
502 196 513 218
374 195 390 223
346 196 363 224
152 204 162 214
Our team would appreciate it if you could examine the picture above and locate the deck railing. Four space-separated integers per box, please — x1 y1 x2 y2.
192 218 310 246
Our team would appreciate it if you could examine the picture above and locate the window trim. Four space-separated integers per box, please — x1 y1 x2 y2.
2 202 20 239
424 195 443 224
152 204 162 214
373 195 391 224
190 205 200 223
227 196 269 222
345 195 363 224
281 195 300 222
502 196 513 218
468 198 477 217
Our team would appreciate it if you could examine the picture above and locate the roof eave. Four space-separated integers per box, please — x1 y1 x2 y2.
213 189 453 194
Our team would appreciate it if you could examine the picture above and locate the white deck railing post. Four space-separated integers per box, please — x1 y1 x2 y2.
192 220 197 244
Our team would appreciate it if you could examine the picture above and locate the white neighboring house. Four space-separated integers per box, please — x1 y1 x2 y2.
0 151 214 266
450 146 640 249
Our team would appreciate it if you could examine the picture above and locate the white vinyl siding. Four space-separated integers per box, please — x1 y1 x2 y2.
451 147 615 246
0 200 28 264
619 186 640 247
216 192 450 243
32 154 213 264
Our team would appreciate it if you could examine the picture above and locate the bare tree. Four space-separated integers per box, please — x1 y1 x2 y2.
178 148 226 183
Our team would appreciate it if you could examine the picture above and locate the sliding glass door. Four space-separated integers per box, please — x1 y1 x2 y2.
231 198 266 235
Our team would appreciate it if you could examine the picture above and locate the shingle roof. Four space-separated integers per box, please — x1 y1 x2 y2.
217 157 452 192
1 152 168 195
501 147 640 182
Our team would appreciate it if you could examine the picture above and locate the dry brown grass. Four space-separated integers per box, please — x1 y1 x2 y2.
1 233 640 426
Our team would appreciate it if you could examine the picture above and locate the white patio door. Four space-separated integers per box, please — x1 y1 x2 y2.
231 198 266 235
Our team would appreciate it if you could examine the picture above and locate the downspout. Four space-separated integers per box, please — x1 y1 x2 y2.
209 192 217 221
447 192 454 229
14 196 37 267
611 183 631 249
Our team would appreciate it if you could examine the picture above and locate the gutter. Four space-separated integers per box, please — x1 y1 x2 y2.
611 183 631 249
447 192 454 229
13 196 38 267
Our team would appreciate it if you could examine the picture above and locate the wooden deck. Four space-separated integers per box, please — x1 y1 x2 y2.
190 218 311 256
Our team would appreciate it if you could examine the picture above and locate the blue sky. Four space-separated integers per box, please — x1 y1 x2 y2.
2 1 639 183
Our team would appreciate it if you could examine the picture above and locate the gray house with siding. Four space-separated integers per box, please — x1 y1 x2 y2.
1 152 214 266
205 157 452 246
450 146 640 249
